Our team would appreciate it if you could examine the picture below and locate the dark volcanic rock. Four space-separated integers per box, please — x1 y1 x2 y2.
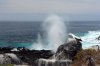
0 33 82 65
0 47 54 65
55 33 82 60
35 34 82 66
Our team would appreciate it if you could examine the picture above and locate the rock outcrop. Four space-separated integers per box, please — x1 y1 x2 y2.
0 33 82 66
0 47 53 65
36 33 82 66
55 33 82 60
0 53 21 64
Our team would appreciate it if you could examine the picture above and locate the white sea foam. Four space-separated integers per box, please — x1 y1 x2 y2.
80 31 100 49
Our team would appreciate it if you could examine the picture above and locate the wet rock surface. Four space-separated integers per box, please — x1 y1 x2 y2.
0 47 53 65
55 34 82 60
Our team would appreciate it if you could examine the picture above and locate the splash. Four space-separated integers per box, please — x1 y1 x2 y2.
36 33 80 66
43 15 67 51
31 33 44 50
80 31 100 49
31 15 67 51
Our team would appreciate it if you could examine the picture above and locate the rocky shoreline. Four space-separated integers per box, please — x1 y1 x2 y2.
0 47 54 65
0 34 82 66
0 34 100 66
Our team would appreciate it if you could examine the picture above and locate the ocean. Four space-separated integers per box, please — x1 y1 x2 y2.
0 21 100 49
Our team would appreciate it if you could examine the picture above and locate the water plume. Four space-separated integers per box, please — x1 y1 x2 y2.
31 15 67 51
31 33 44 50
43 15 67 51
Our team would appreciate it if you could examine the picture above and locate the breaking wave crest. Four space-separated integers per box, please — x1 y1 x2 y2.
80 31 100 49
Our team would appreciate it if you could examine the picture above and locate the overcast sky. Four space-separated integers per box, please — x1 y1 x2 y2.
0 0 100 21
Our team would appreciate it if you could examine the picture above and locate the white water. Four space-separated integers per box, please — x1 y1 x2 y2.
37 33 80 66
80 31 100 49
31 15 67 51
31 33 44 50
43 15 67 51
32 15 70 66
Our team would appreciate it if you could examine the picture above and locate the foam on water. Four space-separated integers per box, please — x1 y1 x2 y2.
80 31 100 49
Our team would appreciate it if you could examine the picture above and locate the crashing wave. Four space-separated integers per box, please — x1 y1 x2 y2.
80 31 100 49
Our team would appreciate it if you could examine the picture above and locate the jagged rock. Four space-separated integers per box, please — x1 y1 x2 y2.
55 33 82 60
0 33 82 66
36 33 82 66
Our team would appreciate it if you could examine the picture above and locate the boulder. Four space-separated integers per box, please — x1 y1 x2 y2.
0 53 22 64
55 33 82 60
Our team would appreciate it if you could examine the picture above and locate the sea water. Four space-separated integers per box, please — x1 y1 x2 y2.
0 21 100 49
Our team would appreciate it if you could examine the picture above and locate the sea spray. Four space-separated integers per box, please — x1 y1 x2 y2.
31 15 67 51
36 15 71 66
31 33 44 50
43 15 67 51
36 33 82 66
80 31 100 49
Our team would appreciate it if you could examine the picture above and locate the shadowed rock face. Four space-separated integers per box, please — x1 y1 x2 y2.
55 33 82 60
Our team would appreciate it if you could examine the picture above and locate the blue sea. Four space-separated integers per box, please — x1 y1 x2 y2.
0 21 100 49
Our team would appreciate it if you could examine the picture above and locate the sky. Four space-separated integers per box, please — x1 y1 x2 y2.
0 0 100 21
